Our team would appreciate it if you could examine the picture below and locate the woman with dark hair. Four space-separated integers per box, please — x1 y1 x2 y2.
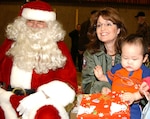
82 7 127 94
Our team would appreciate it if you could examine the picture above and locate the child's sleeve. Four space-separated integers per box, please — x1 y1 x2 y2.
106 64 122 84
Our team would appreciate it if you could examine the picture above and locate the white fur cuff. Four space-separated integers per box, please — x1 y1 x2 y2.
0 89 18 119
38 80 76 107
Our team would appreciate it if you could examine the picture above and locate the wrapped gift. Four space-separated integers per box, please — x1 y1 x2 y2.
77 91 130 119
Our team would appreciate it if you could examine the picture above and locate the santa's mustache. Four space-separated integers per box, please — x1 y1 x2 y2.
25 27 48 41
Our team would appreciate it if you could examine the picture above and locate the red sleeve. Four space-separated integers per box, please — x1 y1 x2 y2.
0 39 13 84
56 41 78 92
0 39 13 61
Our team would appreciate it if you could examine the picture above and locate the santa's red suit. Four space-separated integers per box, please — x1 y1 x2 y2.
0 1 77 119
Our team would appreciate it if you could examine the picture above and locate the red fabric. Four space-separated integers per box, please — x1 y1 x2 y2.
0 107 5 119
19 1 54 16
0 39 13 90
35 105 61 119
0 39 77 119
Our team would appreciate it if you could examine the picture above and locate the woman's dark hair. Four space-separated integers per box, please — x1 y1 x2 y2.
86 7 127 54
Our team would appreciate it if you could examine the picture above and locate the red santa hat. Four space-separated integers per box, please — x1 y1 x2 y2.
19 1 56 22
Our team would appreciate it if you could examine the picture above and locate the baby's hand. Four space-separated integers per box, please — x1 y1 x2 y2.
121 91 143 105
121 92 135 105
93 65 104 80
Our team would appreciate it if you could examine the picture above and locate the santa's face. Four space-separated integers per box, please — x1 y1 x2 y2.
6 17 66 74
26 20 48 28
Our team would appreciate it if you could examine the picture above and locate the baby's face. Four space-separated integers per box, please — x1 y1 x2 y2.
121 43 144 72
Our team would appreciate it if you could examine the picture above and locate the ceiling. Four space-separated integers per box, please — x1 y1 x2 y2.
1 0 150 6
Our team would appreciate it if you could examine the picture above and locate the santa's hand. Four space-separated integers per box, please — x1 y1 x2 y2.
0 88 13 104
0 88 5 94
17 91 46 116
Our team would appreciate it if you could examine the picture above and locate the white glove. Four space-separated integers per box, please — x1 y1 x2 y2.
0 88 5 94
38 81 76 107
17 91 46 116
0 88 13 104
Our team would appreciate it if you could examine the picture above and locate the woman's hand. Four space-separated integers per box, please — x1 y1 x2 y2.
101 87 111 95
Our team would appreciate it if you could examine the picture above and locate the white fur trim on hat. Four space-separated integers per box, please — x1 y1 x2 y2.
22 8 56 21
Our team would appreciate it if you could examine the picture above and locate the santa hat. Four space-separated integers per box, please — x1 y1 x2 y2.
19 1 56 22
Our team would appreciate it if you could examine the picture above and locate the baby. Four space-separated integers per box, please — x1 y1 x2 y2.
94 34 150 119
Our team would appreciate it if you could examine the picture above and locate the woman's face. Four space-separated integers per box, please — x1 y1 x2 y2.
96 16 120 43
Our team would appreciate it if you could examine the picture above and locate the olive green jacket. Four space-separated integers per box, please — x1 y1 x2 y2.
82 49 121 94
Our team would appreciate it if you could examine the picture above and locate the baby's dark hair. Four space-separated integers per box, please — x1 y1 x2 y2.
120 34 149 56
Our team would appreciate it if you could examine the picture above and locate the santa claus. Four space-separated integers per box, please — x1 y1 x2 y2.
0 1 77 119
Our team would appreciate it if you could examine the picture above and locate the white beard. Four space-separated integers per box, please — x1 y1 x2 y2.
6 17 66 74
